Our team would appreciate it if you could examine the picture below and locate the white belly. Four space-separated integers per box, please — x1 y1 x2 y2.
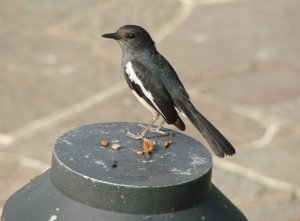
132 90 158 116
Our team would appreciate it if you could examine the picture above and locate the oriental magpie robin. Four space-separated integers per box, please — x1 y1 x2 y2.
102 25 235 157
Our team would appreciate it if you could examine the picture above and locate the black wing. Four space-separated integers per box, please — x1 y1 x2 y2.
124 60 181 126
156 53 190 102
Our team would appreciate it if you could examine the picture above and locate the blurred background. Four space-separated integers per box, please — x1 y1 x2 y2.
1 0 300 220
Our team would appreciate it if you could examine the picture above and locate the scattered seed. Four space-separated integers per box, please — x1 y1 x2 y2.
112 143 121 150
100 139 109 147
111 160 118 168
163 139 173 148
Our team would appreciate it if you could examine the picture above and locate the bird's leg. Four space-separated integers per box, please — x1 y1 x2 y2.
127 113 159 139
148 119 167 135
137 119 167 135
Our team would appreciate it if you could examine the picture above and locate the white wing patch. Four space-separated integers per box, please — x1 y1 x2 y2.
125 61 165 118
132 90 157 116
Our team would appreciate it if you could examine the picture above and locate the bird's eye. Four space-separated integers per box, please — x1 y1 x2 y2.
126 33 135 39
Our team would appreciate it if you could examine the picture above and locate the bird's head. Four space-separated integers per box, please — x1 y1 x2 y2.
102 25 155 52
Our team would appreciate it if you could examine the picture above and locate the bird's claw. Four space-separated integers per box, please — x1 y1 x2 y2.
137 124 168 135
148 127 168 135
126 131 144 139
137 124 147 129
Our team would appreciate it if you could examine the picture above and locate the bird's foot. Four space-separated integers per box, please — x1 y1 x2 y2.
137 124 168 135
148 127 168 135
126 131 144 140
137 124 148 129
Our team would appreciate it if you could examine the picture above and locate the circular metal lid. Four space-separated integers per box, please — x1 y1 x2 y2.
50 122 212 214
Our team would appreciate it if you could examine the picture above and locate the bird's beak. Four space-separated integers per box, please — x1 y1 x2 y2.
102 32 120 40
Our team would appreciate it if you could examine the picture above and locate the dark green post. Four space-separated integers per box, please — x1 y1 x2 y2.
2 122 247 221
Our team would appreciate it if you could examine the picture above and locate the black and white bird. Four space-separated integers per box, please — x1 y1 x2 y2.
102 25 235 157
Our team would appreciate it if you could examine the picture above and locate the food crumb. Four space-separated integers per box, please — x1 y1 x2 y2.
143 138 155 154
112 143 121 150
30 176 38 182
133 139 155 157
111 160 118 168
133 149 144 156
100 139 109 147
163 139 173 148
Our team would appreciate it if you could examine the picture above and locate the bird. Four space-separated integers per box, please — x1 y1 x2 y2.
102 25 235 157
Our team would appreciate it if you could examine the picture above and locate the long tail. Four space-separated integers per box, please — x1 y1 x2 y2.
176 100 235 157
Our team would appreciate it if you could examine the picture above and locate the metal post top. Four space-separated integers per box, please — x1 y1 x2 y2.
50 122 212 214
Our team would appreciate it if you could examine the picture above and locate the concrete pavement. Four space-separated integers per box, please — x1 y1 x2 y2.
1 0 300 220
